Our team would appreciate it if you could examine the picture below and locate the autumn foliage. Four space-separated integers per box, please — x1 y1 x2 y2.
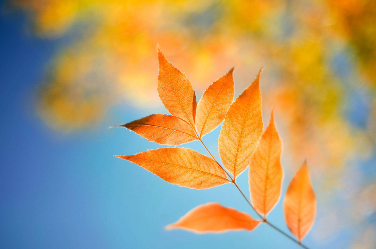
116 49 317 248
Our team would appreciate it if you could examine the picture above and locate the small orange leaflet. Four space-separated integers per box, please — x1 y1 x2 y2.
166 203 260 233
195 68 234 137
158 49 196 128
218 70 263 179
121 114 198 145
116 148 229 189
249 111 283 216
283 160 316 242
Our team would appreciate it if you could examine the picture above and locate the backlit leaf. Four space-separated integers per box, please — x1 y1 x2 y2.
196 68 235 137
249 111 283 216
283 161 316 242
116 148 229 189
120 114 198 145
166 203 260 233
218 70 263 179
193 91 197 123
158 49 196 128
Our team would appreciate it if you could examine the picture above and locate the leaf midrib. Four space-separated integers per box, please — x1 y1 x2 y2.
132 157 228 181
177 213 255 228
127 123 197 139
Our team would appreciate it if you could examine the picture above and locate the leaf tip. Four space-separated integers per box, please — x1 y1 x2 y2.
114 155 127 159
257 68 262 76
296 159 310 180
228 67 235 75
251 69 262 90
157 47 166 62
302 158 308 170
270 109 274 122
266 109 278 133
165 223 176 231
109 125 121 129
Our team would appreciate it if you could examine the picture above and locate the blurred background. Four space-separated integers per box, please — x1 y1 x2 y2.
1 0 376 248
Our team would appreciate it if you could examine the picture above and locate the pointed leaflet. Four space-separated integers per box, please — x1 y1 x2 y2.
158 49 196 128
249 111 283 216
283 161 316 242
218 71 263 179
116 148 229 189
166 203 260 233
195 69 235 137
120 114 198 145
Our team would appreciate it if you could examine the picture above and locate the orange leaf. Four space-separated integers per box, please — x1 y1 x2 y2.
120 114 198 145
193 91 197 123
166 203 260 233
218 70 263 179
116 148 229 189
195 68 235 137
158 49 196 128
249 111 283 216
283 161 316 242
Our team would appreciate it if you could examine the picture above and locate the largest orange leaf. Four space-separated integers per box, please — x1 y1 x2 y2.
195 69 235 137
158 49 196 128
116 148 229 189
121 114 198 145
283 161 316 242
249 111 283 216
166 203 260 233
218 71 263 179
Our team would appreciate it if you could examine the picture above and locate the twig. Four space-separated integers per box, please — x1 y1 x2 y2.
197 135 309 249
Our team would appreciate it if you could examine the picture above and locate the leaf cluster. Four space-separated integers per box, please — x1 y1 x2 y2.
116 49 316 248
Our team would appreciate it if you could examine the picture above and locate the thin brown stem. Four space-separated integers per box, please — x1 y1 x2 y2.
233 182 263 220
197 136 309 249
265 220 309 249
